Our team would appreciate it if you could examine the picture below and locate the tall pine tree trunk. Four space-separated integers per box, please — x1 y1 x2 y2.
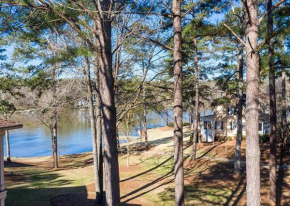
245 0 260 205
172 0 184 205
281 40 287 148
268 0 277 203
126 114 130 167
84 58 102 204
143 85 148 150
5 130 11 163
191 37 199 161
94 1 120 204
95 66 103 201
166 106 169 126
234 44 244 174
52 66 58 169
282 70 287 145
190 108 194 131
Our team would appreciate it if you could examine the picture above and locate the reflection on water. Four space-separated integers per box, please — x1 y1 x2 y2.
5 109 189 157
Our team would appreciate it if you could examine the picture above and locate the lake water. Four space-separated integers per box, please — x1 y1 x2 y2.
5 110 190 157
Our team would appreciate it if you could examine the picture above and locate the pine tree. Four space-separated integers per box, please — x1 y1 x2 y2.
245 1 260 204
267 0 277 203
172 0 184 205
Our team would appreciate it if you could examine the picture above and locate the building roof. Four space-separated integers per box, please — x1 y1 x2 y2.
0 119 23 131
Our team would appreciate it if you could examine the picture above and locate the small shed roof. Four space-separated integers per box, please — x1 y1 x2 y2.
0 119 23 131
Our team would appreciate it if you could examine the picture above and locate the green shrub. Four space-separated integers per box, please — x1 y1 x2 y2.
216 136 227 142
231 135 246 141
259 134 270 143
226 136 231 141
190 133 193 142
183 122 190 126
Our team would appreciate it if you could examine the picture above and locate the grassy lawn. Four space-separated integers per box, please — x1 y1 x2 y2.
3 133 290 206
5 154 95 206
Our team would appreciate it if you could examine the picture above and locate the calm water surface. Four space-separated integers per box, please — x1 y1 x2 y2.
5 110 190 157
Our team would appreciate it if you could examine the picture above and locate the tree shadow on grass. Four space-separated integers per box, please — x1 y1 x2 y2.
197 144 219 159
51 193 142 206
59 153 94 169
6 176 75 206
121 169 173 203
120 140 290 205
120 142 244 205
121 144 191 182
4 161 33 167
8 182 142 206
158 161 247 205
164 156 289 206
5 159 142 206
120 154 191 204
118 136 174 158
276 148 290 206
276 169 290 206
5 160 94 206
120 155 174 182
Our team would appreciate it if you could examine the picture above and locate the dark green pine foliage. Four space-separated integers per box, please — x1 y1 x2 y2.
210 4 246 104
259 1 290 80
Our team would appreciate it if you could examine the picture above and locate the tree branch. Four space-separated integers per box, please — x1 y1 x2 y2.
258 30 283 51
125 27 174 52
258 0 286 25
223 23 246 47
241 0 252 26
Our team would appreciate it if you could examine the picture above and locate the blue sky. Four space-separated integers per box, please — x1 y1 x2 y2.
1 8 227 79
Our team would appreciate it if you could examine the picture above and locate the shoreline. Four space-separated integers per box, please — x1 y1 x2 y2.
6 126 181 160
